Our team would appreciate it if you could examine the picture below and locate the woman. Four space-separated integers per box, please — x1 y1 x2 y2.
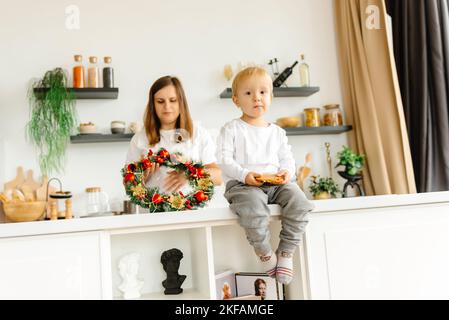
126 76 222 194
254 278 267 300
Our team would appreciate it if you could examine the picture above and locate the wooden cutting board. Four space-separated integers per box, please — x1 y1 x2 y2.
4 167 25 192
19 170 41 201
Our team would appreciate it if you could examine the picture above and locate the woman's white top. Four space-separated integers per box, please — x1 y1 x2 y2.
126 123 217 194
216 118 296 184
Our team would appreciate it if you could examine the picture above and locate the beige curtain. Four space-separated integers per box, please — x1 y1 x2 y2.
334 0 416 195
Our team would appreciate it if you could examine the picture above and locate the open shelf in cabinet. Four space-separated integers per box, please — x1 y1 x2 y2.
109 227 215 300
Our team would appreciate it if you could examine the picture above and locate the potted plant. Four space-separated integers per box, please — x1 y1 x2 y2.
335 146 365 177
308 176 340 200
27 68 78 176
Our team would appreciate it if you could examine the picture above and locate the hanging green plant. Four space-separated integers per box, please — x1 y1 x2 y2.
26 68 78 176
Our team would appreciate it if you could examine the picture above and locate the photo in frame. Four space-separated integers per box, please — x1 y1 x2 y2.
235 272 284 300
215 270 236 300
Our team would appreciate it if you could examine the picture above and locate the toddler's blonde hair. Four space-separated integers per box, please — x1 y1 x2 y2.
231 66 273 96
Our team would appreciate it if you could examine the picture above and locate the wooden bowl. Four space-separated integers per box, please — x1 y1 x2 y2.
79 123 97 134
276 117 301 128
3 201 47 222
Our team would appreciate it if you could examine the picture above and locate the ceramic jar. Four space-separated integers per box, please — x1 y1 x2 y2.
111 121 126 134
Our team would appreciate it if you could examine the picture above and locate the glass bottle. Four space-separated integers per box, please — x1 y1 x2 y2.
87 56 99 88
103 56 114 88
85 187 110 215
299 54 310 87
73 54 85 88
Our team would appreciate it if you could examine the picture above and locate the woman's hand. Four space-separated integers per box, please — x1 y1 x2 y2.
164 171 188 193
204 163 222 186
142 163 160 183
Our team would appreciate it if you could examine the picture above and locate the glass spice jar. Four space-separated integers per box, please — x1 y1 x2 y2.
87 56 99 88
323 104 343 126
73 54 85 88
304 108 321 127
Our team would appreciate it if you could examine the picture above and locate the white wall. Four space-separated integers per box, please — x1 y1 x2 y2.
0 0 347 206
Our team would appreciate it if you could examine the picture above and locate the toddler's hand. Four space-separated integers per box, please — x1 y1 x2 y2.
276 170 290 185
245 172 263 187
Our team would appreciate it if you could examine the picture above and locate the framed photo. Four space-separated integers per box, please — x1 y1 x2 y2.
228 295 261 300
215 270 236 300
235 272 283 300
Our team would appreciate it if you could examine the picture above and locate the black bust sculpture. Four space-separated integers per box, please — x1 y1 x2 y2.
161 248 187 295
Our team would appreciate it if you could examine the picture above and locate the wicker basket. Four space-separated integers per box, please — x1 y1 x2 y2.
2 201 47 222
276 117 301 128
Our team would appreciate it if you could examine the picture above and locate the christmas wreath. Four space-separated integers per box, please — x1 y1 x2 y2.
122 148 214 212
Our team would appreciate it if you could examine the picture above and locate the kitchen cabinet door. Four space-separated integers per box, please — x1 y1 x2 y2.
0 231 106 299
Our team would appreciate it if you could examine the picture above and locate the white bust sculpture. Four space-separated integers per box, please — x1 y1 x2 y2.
118 252 144 299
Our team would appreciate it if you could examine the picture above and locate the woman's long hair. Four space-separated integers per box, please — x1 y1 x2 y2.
144 76 193 146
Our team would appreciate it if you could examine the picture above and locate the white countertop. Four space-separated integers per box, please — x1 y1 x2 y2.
1 191 448 239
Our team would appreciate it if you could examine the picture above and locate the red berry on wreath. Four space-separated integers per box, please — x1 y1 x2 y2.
197 168 205 178
159 149 170 159
156 157 165 164
148 150 153 157
124 173 135 183
127 163 136 172
152 193 164 204
195 191 208 202
142 159 152 170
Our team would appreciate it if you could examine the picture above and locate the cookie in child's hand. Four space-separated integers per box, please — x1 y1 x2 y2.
255 174 284 185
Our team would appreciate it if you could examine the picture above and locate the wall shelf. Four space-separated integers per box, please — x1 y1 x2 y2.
219 86 320 98
33 88 119 99
69 126 351 144
285 125 352 136
70 133 133 144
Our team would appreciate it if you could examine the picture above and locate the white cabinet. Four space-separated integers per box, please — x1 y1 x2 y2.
1 192 449 300
0 232 106 299
305 203 449 299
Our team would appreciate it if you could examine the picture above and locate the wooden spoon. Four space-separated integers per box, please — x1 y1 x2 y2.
296 153 313 190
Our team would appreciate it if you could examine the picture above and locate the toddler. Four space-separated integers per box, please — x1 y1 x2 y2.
216 66 314 285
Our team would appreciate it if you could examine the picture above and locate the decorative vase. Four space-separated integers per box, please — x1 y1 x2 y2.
338 171 365 197
313 192 331 200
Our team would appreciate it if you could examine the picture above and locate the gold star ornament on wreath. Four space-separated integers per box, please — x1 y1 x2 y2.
122 148 214 212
